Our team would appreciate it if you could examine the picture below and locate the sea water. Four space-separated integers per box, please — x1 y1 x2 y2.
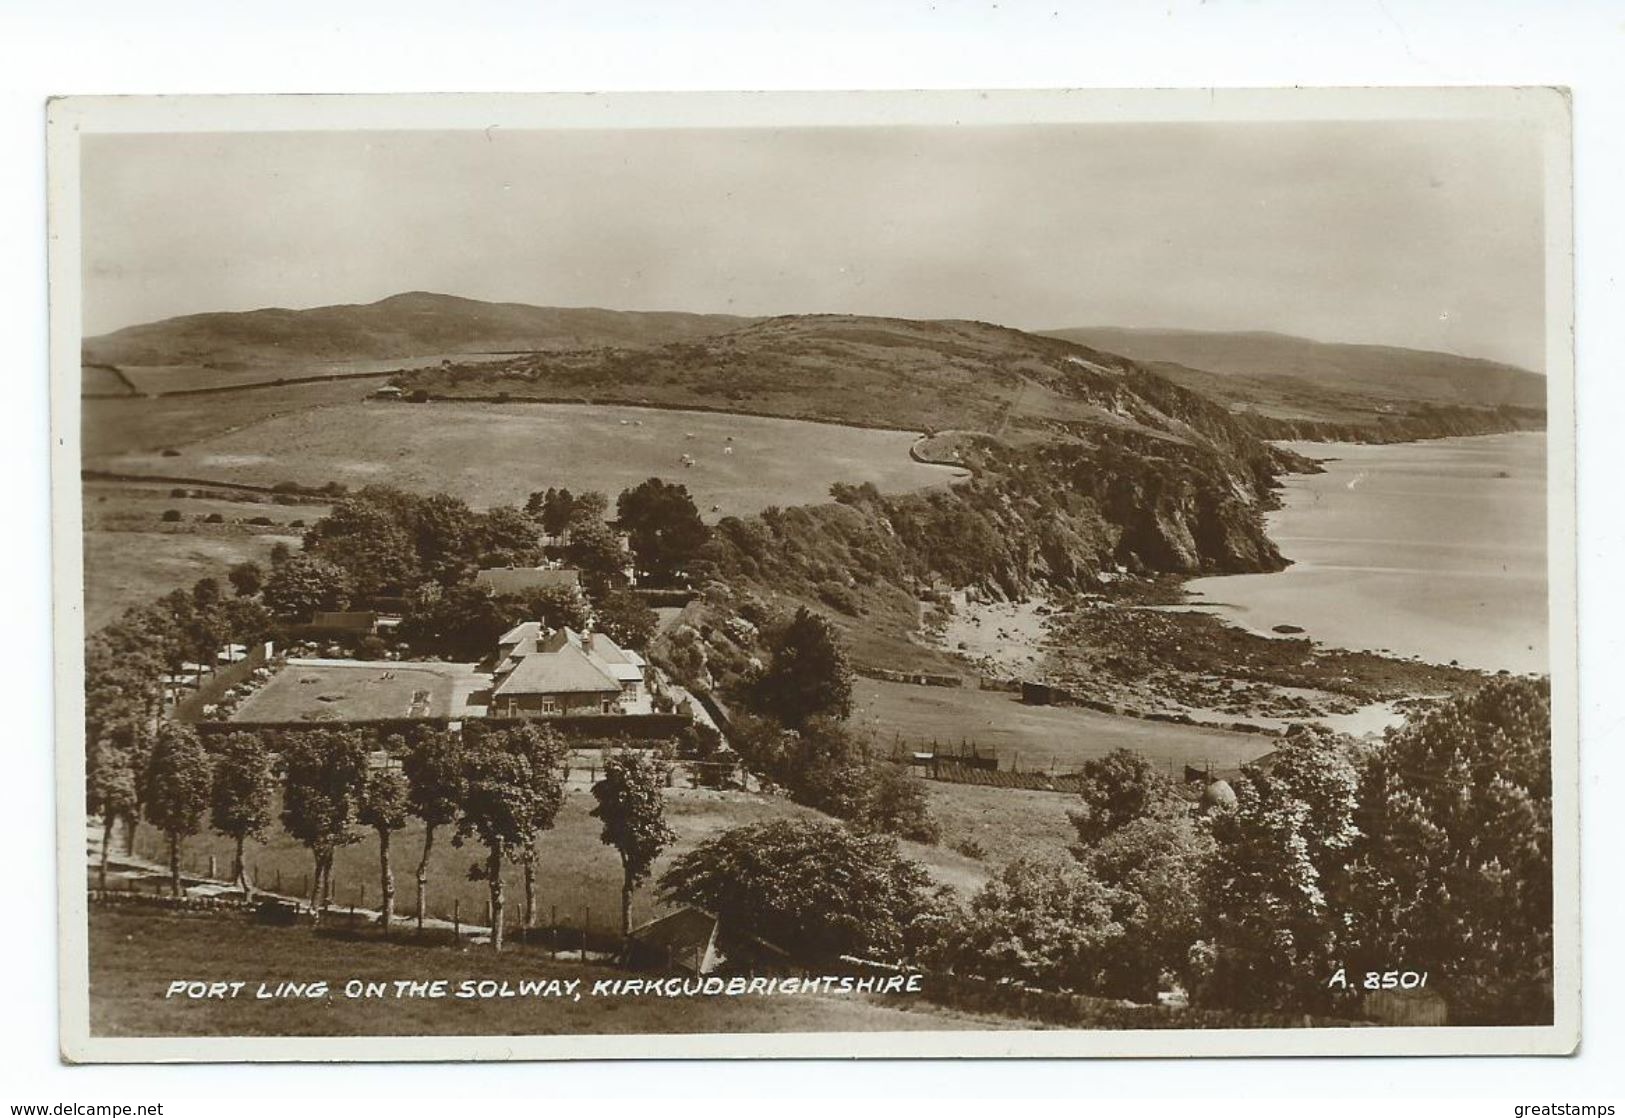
1186 432 1548 675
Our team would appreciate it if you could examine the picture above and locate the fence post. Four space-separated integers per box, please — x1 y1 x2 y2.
582 905 589 962
453 899 460 942
550 904 557 959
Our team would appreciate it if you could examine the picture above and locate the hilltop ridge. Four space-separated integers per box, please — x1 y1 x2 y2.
82 292 761 367
1041 325 1546 415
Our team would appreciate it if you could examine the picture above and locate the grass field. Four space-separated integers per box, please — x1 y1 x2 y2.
82 379 381 458
112 354 517 396
853 677 1275 777
88 908 1003 1037
90 400 964 518
84 483 330 531
228 662 465 722
82 529 300 633
922 781 1082 869
130 784 989 938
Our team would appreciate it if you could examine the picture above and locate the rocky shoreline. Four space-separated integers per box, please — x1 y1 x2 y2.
928 577 1488 739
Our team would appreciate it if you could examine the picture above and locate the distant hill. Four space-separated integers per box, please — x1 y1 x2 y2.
1039 327 1547 416
393 312 1291 455
82 292 761 368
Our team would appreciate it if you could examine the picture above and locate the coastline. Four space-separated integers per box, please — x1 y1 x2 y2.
927 431 1546 740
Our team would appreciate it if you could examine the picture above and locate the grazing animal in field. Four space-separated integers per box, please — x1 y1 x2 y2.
723 446 734 456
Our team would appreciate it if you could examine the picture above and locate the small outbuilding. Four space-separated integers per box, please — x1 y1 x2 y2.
626 907 722 975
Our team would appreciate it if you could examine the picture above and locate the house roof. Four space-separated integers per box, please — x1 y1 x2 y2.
491 641 622 697
629 907 719 954
474 566 582 597
498 621 543 647
550 628 644 683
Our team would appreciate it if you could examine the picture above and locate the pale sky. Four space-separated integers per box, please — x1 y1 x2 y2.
81 120 1548 369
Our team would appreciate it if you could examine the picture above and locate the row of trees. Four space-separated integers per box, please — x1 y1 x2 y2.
658 677 1552 1023
91 721 679 954
276 478 710 614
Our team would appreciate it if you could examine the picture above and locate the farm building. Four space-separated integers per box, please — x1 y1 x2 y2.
626 907 722 975
474 564 583 597
490 625 652 717
625 907 796 976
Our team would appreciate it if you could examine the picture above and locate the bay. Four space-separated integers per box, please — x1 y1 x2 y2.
1186 432 1548 675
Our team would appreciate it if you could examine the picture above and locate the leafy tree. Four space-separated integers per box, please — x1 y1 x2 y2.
228 560 265 598
413 492 482 585
530 487 576 538
84 684 159 855
571 490 610 522
262 554 354 620
1192 724 1360 1013
208 732 276 901
1069 748 1182 847
455 725 566 951
616 478 709 586
861 763 940 843
590 750 678 942
268 540 293 567
593 589 659 651
507 724 569 933
87 741 138 891
746 607 853 729
220 596 276 646
279 730 369 922
1077 811 1216 1000
140 724 213 897
526 583 593 632
304 497 421 600
401 730 467 930
357 753 411 933
396 584 508 660
1343 677 1553 1024
478 505 541 566
566 516 630 596
659 818 934 964
947 854 1124 991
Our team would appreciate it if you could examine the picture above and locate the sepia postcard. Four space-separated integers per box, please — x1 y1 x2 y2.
49 88 1578 1062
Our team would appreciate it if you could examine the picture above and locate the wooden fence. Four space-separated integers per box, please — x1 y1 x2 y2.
171 642 274 722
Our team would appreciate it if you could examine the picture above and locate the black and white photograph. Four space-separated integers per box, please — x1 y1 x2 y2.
48 88 1576 1062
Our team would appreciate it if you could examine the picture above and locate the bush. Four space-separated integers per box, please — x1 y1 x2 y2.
203 512 225 524
247 516 274 526
659 818 936 965
169 488 189 498
160 509 182 522
861 763 940 843
815 580 862 616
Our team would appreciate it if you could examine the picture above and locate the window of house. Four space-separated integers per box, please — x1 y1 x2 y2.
601 698 613 714
541 697 557 714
